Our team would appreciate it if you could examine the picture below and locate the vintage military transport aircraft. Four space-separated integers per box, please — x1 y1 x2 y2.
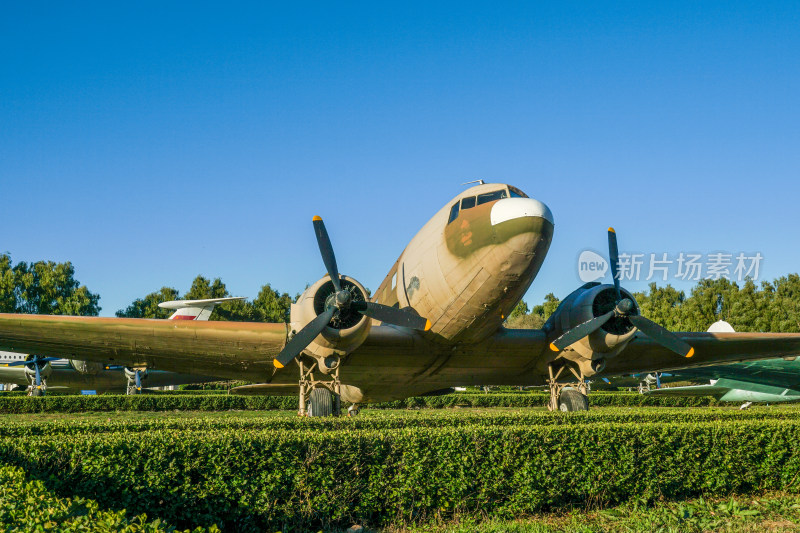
1 182 800 414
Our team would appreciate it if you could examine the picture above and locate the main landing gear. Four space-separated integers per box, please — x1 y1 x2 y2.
297 358 342 417
124 367 147 395
547 364 589 412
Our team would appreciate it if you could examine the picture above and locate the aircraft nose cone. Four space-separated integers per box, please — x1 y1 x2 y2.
490 197 554 227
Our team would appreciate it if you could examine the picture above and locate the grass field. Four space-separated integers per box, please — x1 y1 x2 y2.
2 403 800 532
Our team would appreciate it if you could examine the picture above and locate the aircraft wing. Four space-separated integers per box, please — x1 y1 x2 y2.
0 313 287 382
644 383 731 397
646 378 800 400
600 331 800 377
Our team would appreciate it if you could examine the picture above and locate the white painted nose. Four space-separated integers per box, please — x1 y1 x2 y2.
490 198 554 227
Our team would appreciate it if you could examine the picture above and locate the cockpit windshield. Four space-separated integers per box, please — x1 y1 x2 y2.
477 190 507 205
508 186 528 198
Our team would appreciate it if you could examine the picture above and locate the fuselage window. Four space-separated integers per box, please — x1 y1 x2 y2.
448 202 460 223
477 190 508 205
461 196 476 209
508 186 528 198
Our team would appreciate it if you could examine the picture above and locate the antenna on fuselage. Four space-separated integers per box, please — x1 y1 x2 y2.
461 179 485 186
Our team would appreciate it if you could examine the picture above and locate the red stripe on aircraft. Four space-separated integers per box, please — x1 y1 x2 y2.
171 315 197 320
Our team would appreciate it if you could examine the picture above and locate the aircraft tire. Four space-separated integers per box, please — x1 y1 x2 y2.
558 388 588 412
29 388 44 397
307 388 334 417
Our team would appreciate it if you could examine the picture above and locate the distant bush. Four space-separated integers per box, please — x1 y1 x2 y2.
0 392 735 413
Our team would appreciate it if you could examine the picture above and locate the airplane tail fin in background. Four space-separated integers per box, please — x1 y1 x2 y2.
159 297 247 321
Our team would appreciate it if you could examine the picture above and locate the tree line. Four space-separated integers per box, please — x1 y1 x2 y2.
3 253 799 332
506 276 800 333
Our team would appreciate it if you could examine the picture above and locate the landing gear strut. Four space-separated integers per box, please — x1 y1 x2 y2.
547 364 589 412
297 358 342 417
125 367 147 395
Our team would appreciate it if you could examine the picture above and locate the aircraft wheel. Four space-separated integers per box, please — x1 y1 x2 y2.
348 405 360 417
558 388 588 412
307 388 335 417
127 386 141 396
29 388 44 397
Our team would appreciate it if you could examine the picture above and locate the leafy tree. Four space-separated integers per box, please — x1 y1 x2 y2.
116 276 297 323
0 254 100 316
508 300 529 320
115 287 179 319
183 276 228 300
634 283 687 331
532 293 561 321
249 284 294 323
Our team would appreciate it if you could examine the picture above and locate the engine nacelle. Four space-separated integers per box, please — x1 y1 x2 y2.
69 359 105 375
290 274 372 372
23 361 53 380
547 283 639 374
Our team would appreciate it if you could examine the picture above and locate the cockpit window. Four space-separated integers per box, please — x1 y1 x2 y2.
448 202 460 223
508 186 528 198
461 196 476 209
477 190 508 205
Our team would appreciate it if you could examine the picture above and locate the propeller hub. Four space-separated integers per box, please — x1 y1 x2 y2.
615 298 634 316
335 289 352 308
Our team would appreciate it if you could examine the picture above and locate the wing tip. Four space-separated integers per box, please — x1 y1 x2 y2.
685 347 695 358
312 215 322 222
424 319 432 331
273 359 285 369
549 342 560 352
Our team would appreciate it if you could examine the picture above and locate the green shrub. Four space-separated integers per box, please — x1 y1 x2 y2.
0 391 731 413
0 464 217 532
4 407 800 437
2 420 799 531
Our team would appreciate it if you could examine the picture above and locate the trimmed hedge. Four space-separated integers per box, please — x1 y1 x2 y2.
0 464 217 532
2 420 799 531
0 392 732 413
4 408 800 437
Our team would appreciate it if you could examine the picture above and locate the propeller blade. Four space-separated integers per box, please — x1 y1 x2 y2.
313 217 341 292
549 310 615 351
353 301 431 331
273 307 337 369
629 315 694 358
608 228 621 299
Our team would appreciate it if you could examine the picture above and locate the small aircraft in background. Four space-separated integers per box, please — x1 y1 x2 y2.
0 297 243 395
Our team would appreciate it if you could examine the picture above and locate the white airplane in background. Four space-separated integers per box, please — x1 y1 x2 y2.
0 297 245 395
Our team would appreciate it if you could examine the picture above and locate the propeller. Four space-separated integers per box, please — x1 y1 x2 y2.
273 216 431 370
8 355 59 389
549 228 694 358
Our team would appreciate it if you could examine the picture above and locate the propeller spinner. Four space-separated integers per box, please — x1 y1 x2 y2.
549 228 694 358
273 216 431 370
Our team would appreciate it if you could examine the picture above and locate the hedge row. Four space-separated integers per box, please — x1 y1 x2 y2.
4 408 800 437
0 464 217 532
0 392 732 413
2 420 799 531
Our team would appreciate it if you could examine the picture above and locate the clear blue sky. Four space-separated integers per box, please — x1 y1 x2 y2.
2 2 799 316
